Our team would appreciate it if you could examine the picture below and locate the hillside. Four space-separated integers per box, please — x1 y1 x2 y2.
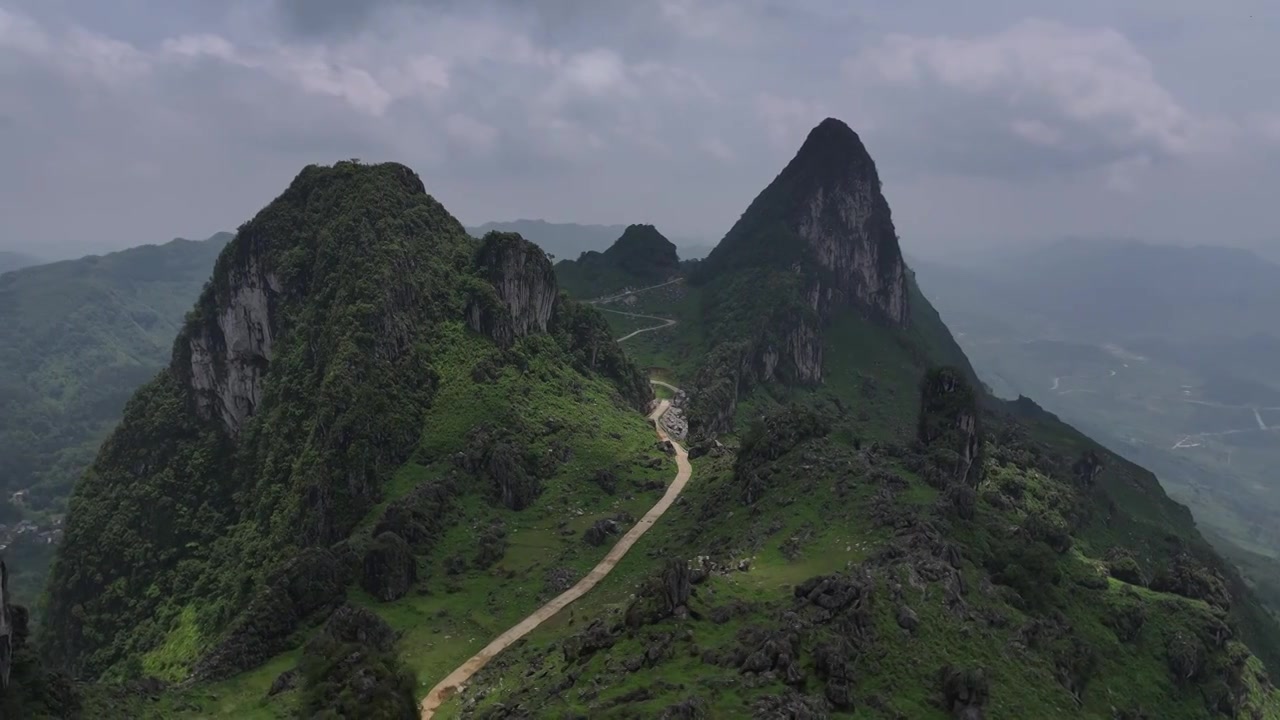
427 119 1280 718
0 232 230 608
554 224 681 299
25 161 669 718
0 251 41 275
912 244 1280 618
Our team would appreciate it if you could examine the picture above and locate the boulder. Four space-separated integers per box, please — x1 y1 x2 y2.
360 532 418 602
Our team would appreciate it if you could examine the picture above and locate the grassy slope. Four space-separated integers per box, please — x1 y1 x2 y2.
914 253 1280 620
447 291 1280 718
593 284 707 384
96 321 671 717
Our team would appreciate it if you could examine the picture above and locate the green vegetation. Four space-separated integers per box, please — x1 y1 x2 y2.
18 121 1280 718
444 120 1279 717
554 224 680 299
466 219 626 263
0 232 229 608
37 161 657 717
0 234 229 508
912 245 1280 621
454 299 1280 719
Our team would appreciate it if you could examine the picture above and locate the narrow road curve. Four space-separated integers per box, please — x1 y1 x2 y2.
420 395 691 718
650 380 682 395
598 306 678 342
588 277 683 306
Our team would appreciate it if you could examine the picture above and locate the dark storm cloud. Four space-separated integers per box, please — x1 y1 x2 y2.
1 1 1278 258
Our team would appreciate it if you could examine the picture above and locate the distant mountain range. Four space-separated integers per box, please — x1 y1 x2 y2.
0 251 41 275
911 238 1280 620
467 219 715 261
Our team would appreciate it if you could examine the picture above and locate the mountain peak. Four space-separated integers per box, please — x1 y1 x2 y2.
701 116 906 325
608 224 678 260
554 224 681 298
779 117 880 193
801 117 866 153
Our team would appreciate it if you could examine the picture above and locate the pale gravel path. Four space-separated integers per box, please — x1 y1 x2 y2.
596 306 678 342
419 395 691 718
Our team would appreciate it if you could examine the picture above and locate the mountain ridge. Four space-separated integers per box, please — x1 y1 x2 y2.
41 160 655 692
19 128 1280 718
555 223 681 299
434 118 1280 718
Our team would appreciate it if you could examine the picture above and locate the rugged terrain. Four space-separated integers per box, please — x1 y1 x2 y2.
912 244 1280 622
10 122 1280 719
554 224 682 300
427 119 1280 718
21 161 664 718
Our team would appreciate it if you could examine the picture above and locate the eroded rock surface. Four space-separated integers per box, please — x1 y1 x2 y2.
187 244 280 436
468 231 558 347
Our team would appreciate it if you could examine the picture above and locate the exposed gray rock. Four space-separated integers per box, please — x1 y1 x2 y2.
267 668 299 697
798 180 908 327
896 604 919 632
468 231 558 347
311 604 400 653
360 531 418 602
187 246 280 436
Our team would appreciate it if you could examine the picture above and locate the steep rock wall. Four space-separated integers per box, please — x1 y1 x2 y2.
799 182 908 327
468 231 558 347
187 240 280 436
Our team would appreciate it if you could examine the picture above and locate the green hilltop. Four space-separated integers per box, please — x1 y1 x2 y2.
8 161 663 718
554 223 682 300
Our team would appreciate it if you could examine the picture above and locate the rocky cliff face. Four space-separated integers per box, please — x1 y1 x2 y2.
918 367 983 489
688 118 912 435
701 117 910 329
468 231 558 347
187 241 280 436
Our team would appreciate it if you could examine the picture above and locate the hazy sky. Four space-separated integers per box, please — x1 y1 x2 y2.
2 0 1279 259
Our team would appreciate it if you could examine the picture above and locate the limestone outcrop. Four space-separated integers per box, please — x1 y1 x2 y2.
187 241 280 436
468 231 558 347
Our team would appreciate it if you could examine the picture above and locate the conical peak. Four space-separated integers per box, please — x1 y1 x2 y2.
785 117 877 181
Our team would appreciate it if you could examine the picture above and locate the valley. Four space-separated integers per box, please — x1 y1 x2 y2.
914 249 1280 601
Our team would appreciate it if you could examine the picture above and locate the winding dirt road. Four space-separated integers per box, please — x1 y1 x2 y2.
598 307 678 342
419 396 691 718
650 380 682 396
588 278 683 306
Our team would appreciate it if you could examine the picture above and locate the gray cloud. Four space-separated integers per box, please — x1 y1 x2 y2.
1 1 1278 259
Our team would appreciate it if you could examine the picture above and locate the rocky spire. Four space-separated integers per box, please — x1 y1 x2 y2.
703 117 910 327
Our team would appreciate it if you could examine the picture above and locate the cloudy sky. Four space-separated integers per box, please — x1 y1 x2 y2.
2 0 1278 259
